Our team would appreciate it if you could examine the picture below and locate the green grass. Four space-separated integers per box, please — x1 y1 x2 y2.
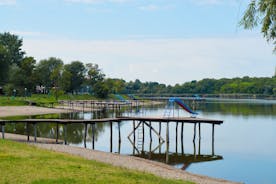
0 140 193 184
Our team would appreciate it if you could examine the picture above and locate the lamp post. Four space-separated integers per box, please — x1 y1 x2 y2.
24 88 27 97
13 89 16 97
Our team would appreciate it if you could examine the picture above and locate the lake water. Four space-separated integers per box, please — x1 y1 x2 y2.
5 98 276 184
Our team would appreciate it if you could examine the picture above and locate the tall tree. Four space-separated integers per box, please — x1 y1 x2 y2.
0 32 25 65
0 45 9 85
86 63 105 86
13 57 36 91
35 57 64 88
64 61 86 92
240 0 276 52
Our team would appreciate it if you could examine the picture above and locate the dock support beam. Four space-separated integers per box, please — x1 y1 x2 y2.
175 122 178 153
27 123 30 141
56 123 59 143
84 123 87 148
92 123 95 150
132 120 135 154
34 123 37 142
212 124 215 156
181 122 184 154
193 123 197 142
159 122 161 153
1 123 4 139
198 123 201 155
118 122 121 154
64 124 67 145
110 121 113 153
149 121 152 152
166 122 169 164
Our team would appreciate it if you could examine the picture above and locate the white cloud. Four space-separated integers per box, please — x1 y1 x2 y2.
10 31 46 37
22 36 275 85
0 0 16 5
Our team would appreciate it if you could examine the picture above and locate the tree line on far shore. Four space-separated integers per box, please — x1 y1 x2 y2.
0 32 276 99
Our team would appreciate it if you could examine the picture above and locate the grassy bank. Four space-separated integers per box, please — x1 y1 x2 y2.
0 140 193 184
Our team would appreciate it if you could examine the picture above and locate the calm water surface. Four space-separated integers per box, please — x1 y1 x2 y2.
6 98 276 184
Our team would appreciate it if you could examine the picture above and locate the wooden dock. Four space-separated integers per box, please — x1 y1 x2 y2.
0 116 223 124
0 116 223 160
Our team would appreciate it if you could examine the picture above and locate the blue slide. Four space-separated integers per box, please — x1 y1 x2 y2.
115 94 128 102
169 97 198 115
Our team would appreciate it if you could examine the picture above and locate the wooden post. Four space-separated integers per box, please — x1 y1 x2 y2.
212 124 215 156
110 121 113 153
64 124 67 145
84 123 87 148
181 122 184 154
175 122 178 153
92 123 95 150
142 121 145 152
198 123 201 155
1 123 4 139
149 121 152 143
149 121 152 153
193 123 197 142
159 122 161 153
118 122 121 154
27 123 30 141
56 123 59 143
166 122 169 164
118 122 121 144
133 120 136 155
193 137 196 158
198 123 201 139
34 123 37 143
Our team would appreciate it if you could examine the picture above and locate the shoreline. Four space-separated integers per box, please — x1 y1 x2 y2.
2 133 240 184
0 105 241 184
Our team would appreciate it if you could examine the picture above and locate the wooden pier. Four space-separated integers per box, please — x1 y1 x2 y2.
0 116 222 157
58 100 141 112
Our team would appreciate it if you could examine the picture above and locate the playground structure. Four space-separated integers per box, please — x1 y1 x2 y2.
164 97 198 117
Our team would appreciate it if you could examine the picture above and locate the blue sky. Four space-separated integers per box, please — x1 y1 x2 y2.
0 0 275 84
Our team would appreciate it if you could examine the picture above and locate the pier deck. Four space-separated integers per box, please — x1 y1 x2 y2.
0 116 223 124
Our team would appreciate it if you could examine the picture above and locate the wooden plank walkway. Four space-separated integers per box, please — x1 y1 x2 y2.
0 116 223 125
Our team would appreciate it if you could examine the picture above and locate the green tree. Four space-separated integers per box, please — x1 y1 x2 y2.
106 78 125 94
0 32 25 65
60 70 72 92
93 81 109 98
35 57 64 89
0 45 9 85
6 57 36 95
86 63 105 86
240 0 276 52
50 64 64 100
64 61 86 93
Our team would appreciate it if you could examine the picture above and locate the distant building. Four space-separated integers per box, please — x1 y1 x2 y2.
36 85 47 94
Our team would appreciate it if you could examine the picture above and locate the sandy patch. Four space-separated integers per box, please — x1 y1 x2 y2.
0 106 70 118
